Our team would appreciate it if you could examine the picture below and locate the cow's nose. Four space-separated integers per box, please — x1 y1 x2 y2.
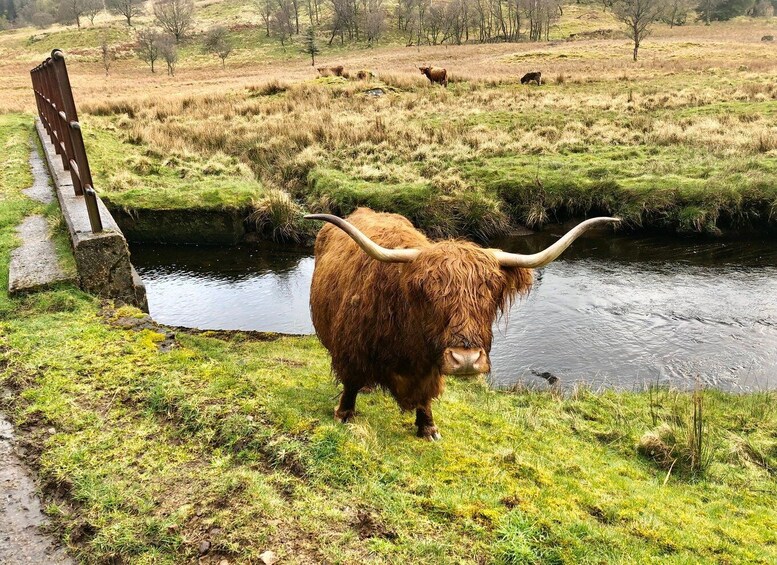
442 347 490 375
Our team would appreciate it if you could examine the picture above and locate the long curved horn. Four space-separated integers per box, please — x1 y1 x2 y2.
492 217 621 268
305 214 421 263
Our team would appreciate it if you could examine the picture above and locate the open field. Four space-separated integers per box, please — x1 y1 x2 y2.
3 8 777 239
2 114 777 563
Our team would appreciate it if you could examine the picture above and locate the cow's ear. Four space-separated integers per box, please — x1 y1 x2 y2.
501 266 533 298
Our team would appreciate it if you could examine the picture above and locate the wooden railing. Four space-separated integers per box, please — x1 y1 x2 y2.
30 49 103 233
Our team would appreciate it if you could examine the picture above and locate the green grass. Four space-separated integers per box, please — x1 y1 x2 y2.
460 145 777 232
2 113 777 564
82 116 266 210
3 302 777 563
23 26 135 53
307 168 509 240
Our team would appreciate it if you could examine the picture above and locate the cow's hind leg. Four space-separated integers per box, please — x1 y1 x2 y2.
335 382 360 423
415 401 441 441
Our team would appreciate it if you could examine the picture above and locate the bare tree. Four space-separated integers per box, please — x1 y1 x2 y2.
106 0 143 25
159 34 177 75
329 0 355 44
395 0 414 34
153 0 195 42
204 25 233 67
256 0 273 35
31 11 54 28
306 0 321 24
83 0 103 25
663 0 692 27
100 37 114 74
441 0 470 44
136 27 161 72
289 0 300 33
613 0 664 61
271 1 294 44
752 0 773 16
56 0 86 28
363 0 384 44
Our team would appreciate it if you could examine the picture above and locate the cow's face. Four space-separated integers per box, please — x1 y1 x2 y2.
419 66 430 75
402 242 532 376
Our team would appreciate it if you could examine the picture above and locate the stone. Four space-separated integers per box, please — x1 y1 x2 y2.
259 550 278 564
8 215 74 295
23 140 56 204
198 540 211 555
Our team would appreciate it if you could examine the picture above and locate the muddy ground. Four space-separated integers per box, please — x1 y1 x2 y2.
0 402 74 565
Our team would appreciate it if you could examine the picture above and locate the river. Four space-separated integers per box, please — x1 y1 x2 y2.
130 229 777 392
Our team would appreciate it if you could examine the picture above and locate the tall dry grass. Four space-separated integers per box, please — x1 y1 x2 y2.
82 63 777 196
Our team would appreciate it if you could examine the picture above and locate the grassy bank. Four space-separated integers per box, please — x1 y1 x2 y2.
82 66 777 241
3 114 777 563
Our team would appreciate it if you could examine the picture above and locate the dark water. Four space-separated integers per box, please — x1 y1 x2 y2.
130 231 777 392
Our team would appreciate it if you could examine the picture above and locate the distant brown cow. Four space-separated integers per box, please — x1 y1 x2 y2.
521 71 542 85
419 66 448 87
306 208 620 440
356 69 375 80
318 65 345 77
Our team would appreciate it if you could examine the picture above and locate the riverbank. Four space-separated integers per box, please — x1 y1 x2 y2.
3 113 777 563
81 65 777 243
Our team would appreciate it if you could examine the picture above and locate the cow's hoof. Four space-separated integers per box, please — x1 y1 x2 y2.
334 408 355 423
418 426 441 441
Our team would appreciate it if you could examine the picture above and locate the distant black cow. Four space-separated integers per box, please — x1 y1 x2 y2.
762 35 774 42
521 71 542 85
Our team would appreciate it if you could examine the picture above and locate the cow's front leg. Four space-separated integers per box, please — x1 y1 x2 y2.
335 382 359 423
415 402 441 441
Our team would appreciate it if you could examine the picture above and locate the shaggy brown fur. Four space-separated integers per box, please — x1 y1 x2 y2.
310 208 532 439
520 71 542 85
317 65 345 77
419 66 448 87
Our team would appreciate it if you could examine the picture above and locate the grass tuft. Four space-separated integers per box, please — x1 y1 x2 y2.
248 189 310 243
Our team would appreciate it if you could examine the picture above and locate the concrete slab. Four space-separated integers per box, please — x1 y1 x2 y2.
22 140 55 205
8 216 73 295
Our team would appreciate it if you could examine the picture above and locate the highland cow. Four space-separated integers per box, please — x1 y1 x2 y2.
419 66 448 87
317 65 345 77
521 71 542 85
306 208 619 440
